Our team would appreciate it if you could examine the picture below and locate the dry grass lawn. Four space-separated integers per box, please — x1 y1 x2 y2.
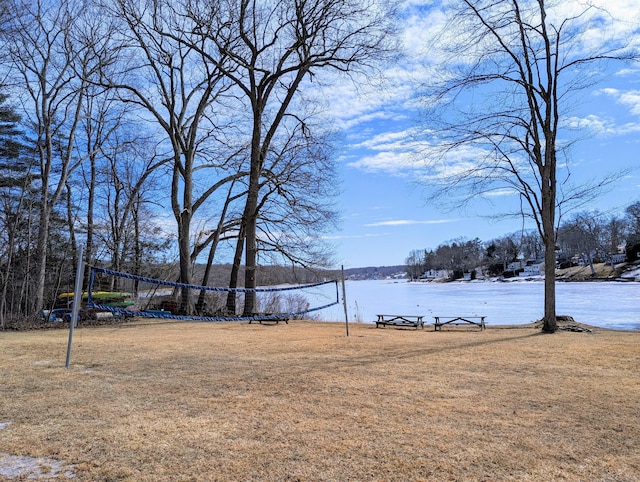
1 320 639 481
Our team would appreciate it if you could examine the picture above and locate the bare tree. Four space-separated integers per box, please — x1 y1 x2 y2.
3 0 109 315
603 215 627 258
189 0 395 315
405 249 426 280
223 118 339 315
558 211 606 275
626 201 640 235
419 0 636 332
73 86 142 288
99 0 241 313
254 120 338 266
520 230 544 262
95 133 168 281
485 235 520 276
624 201 640 262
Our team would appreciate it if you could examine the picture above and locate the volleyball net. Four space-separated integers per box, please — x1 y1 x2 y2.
84 267 341 322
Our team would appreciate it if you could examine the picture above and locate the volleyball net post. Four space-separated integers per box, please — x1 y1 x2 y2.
341 265 349 337
65 245 84 369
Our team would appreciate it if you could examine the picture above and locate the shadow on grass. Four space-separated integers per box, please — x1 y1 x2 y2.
332 330 545 369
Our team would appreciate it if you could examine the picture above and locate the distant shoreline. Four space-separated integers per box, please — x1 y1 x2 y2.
398 261 640 284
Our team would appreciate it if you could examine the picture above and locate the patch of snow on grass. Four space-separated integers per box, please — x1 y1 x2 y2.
0 454 75 479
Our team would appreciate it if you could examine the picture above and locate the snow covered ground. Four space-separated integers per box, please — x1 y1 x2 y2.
620 265 640 282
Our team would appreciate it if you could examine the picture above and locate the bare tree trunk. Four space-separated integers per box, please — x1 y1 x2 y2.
542 237 557 333
173 151 194 314
0 223 17 329
84 151 96 287
541 154 557 333
587 253 596 276
133 193 141 295
196 243 216 315
176 189 194 314
65 182 77 267
197 182 239 314
0 173 30 328
242 165 261 316
32 203 51 316
20 206 35 316
226 223 245 315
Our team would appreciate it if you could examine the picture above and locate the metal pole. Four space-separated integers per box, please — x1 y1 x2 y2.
87 267 96 307
341 265 349 337
65 245 84 368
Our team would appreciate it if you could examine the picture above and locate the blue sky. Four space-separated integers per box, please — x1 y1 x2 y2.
323 0 640 269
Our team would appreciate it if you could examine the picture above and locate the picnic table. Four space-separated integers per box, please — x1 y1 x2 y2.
433 316 486 331
249 314 289 325
375 314 424 329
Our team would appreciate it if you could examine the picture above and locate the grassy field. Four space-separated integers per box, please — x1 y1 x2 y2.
1 320 639 481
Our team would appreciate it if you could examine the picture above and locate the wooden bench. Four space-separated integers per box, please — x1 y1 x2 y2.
433 316 486 331
375 314 424 329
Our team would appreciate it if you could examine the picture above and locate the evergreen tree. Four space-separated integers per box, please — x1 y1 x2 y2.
0 90 36 327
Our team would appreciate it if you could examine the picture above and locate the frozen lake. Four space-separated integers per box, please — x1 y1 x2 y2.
317 279 640 331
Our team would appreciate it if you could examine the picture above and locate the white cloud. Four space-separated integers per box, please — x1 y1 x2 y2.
347 150 428 173
352 128 418 150
547 0 640 54
322 232 390 240
340 111 405 131
563 114 618 135
613 90 640 116
482 189 519 198
324 1 640 184
348 132 504 179
364 219 457 227
614 68 640 77
562 109 640 136
580 88 640 133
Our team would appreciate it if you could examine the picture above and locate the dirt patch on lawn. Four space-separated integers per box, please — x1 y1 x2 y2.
1 320 639 481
